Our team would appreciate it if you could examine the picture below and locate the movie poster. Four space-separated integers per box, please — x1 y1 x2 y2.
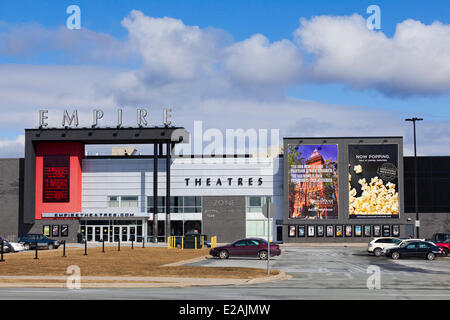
348 144 399 219
288 144 339 220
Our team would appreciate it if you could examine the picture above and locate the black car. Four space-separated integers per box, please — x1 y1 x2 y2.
385 241 444 260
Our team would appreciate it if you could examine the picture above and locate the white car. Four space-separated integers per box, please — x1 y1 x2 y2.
8 242 26 252
368 237 402 256
381 238 427 253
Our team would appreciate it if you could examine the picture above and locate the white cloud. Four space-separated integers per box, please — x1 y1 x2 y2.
0 135 24 158
224 34 302 87
295 14 450 96
0 23 132 64
0 11 450 158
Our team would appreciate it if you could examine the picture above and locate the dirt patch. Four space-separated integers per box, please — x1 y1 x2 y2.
0 247 279 279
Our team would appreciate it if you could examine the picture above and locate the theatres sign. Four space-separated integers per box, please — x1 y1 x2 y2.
184 177 263 187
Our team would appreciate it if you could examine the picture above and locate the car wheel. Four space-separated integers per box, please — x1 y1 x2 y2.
23 243 30 250
373 248 382 257
176 244 182 249
258 250 268 260
426 252 435 261
48 243 55 250
442 249 448 257
218 250 229 259
391 251 400 260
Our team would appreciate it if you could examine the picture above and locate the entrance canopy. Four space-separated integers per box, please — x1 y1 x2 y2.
23 127 190 235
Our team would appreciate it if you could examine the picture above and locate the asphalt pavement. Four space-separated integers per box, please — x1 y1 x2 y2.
0 247 449 300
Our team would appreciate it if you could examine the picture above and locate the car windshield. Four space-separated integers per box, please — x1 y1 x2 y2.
400 241 411 248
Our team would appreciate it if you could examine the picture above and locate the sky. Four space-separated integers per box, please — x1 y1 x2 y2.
1 0 450 157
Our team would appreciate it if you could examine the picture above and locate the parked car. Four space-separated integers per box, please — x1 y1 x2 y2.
0 237 12 253
385 241 444 260
368 237 402 256
435 240 450 257
19 234 60 250
209 238 281 260
431 233 450 243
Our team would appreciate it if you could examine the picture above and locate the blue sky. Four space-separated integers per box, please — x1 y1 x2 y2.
0 0 450 157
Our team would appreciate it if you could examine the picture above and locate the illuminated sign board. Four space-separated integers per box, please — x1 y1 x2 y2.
43 156 70 203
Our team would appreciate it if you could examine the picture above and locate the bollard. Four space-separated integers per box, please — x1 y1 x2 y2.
0 240 4 262
142 237 145 248
195 237 197 250
34 242 39 260
62 240 66 257
131 239 134 250
84 239 87 256
118 238 120 251
102 238 105 253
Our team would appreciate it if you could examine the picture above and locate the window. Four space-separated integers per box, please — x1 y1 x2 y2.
246 196 272 213
246 220 272 238
247 240 260 246
183 196 202 213
107 196 138 208
147 196 166 213
147 196 201 213
406 243 416 249
121 196 139 208
107 196 119 207
234 240 247 246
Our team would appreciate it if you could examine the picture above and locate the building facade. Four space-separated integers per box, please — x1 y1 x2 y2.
0 128 448 243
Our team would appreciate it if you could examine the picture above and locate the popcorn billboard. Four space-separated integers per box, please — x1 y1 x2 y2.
288 144 339 220
348 144 399 219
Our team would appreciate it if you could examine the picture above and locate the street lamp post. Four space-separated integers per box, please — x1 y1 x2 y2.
405 117 423 238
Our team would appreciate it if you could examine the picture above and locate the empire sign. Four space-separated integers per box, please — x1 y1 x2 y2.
38 108 173 128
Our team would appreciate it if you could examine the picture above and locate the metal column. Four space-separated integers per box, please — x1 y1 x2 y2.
165 142 171 241
153 143 158 243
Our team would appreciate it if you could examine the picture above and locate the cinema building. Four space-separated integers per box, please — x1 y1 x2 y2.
0 126 449 243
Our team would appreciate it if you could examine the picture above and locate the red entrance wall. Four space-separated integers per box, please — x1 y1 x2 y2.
35 142 84 220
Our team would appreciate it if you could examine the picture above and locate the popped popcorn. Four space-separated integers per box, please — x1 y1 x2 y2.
354 165 363 174
349 171 398 216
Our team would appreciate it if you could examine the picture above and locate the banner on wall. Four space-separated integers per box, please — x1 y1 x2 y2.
348 144 399 219
288 144 339 220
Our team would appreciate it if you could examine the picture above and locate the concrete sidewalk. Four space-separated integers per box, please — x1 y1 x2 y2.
0 272 291 288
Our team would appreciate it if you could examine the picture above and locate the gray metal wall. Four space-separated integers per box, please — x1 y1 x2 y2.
22 220 80 243
202 196 246 243
0 159 23 241
283 137 414 242
418 213 450 239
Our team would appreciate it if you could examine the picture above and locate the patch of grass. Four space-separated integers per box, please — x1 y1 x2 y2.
0 247 278 279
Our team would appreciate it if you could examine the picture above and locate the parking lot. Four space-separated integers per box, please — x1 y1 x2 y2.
0 245 448 300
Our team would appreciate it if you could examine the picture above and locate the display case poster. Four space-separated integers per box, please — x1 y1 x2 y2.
52 225 59 237
288 144 338 220
355 225 362 237
317 225 324 237
307 226 315 237
348 144 399 219
298 226 305 237
61 225 69 237
288 225 296 237
43 225 50 237
345 225 353 237
392 225 400 237
374 225 381 237
336 226 343 237
326 226 334 237
364 225 372 237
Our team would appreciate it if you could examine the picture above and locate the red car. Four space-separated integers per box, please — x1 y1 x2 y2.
209 238 281 260
435 240 450 257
